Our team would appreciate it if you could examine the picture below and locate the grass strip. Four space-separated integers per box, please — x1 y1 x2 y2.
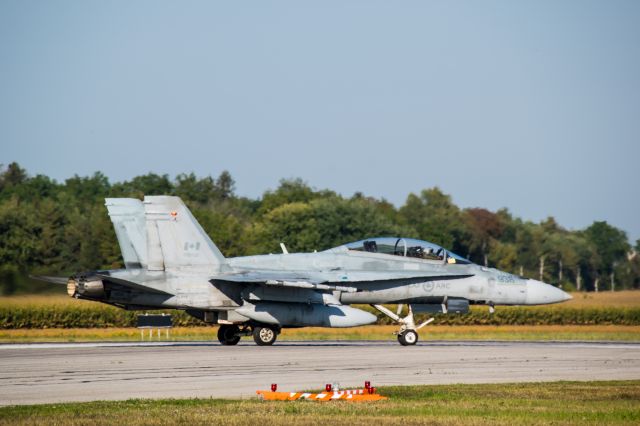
0 381 638 425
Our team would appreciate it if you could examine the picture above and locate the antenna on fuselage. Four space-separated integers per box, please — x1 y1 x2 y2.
279 243 289 254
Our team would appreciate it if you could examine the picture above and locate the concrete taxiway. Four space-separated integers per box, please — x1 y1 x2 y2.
1 340 639 406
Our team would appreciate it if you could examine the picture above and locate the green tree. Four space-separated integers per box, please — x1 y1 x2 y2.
0 197 41 269
259 178 335 214
174 173 217 203
111 173 173 198
192 207 247 257
250 197 409 254
507 221 537 278
311 197 410 249
174 171 236 204
35 198 69 272
250 202 320 253
464 208 504 266
559 234 590 291
0 162 28 192
399 188 468 255
583 221 631 291
64 172 110 203
488 241 518 272
215 171 235 200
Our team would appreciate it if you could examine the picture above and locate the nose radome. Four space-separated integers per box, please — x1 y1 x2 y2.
526 279 572 305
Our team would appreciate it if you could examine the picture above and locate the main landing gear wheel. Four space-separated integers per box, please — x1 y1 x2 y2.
397 330 418 346
217 324 241 346
253 325 277 346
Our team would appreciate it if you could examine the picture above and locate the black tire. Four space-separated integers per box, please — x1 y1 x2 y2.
397 330 418 346
217 324 241 346
252 325 277 346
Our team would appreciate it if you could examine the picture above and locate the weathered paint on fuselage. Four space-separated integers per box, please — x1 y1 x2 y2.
96 245 552 312
226 246 527 306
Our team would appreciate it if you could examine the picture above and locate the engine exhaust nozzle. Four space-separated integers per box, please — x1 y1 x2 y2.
66 278 77 297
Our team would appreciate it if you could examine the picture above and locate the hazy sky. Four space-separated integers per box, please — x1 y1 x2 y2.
1 1 639 242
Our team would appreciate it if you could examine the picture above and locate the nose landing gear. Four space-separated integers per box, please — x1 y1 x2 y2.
371 304 434 346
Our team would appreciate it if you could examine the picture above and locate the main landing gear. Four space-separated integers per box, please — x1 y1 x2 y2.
217 324 241 345
252 325 277 346
371 304 434 346
217 323 280 346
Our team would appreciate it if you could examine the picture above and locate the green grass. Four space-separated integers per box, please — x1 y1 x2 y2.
1 325 639 343
1 381 638 425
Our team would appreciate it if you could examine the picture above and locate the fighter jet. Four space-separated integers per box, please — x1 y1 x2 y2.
40 196 571 346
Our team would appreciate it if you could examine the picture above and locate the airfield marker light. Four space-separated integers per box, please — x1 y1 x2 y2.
325 384 332 392
364 381 371 389
271 384 277 392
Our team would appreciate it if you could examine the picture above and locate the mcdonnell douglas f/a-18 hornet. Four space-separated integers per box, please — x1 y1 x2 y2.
40 196 571 346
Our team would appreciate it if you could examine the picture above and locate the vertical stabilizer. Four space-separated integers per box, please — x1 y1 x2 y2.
105 198 148 269
143 196 227 272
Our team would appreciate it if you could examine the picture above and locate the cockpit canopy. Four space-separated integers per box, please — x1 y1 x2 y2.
340 237 472 264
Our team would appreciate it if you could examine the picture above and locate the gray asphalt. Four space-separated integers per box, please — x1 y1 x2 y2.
1 340 639 406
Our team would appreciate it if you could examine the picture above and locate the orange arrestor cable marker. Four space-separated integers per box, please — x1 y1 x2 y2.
256 382 387 402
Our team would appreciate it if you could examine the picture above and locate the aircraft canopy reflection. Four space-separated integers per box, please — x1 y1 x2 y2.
340 237 472 264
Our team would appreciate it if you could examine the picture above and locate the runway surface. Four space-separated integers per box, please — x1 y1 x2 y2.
1 340 639 406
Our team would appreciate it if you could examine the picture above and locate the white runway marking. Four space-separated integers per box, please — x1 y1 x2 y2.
0 340 638 406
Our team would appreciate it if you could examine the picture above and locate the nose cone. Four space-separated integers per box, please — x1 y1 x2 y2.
525 280 572 305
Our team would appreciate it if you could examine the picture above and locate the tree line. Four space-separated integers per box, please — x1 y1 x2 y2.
0 162 638 294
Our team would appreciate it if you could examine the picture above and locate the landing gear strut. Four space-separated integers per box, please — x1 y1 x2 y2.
371 304 434 346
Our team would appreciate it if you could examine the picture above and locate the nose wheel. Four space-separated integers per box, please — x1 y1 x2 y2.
398 329 418 346
371 304 433 346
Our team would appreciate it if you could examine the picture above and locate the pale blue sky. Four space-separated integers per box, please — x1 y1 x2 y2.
1 1 639 241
